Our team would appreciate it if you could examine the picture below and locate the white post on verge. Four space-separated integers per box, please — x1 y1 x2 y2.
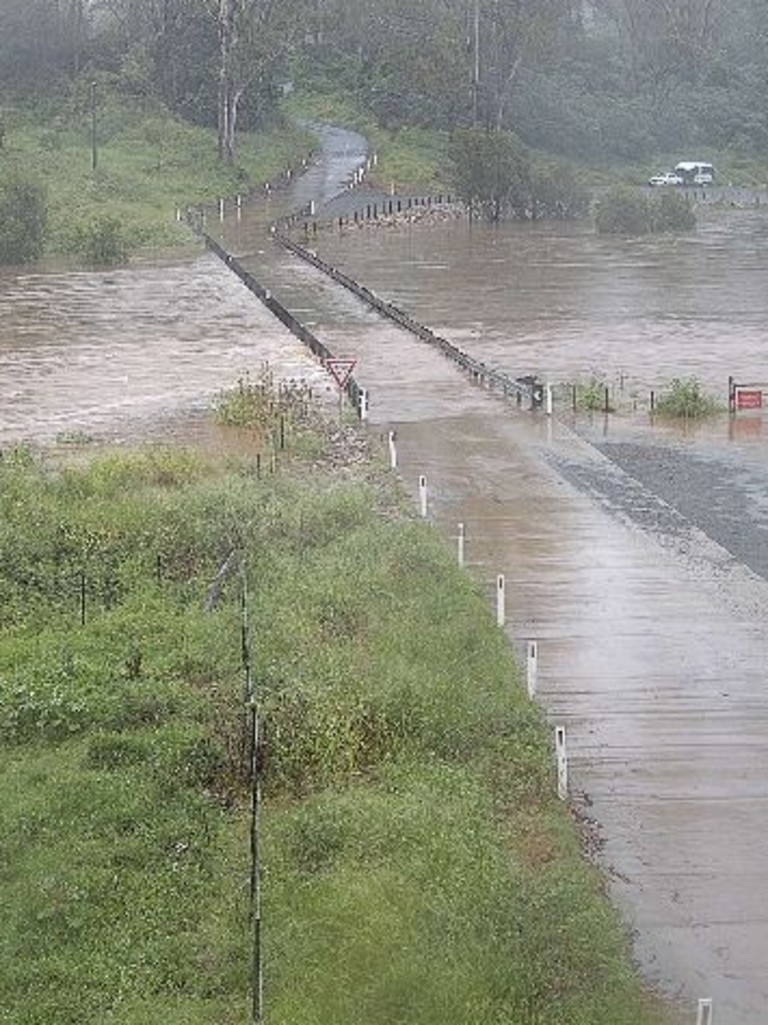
496 574 505 628
388 430 397 469
310 199 316 216
546 383 554 416
696 998 714 1025
358 388 369 421
555 726 568 800
419 475 428 518
526 640 538 698
236 194 242 221
457 523 465 568
219 198 225 221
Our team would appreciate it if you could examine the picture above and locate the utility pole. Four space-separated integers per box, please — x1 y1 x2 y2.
472 0 480 126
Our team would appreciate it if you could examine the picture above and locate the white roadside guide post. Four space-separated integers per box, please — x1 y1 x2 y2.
219 197 225 221
358 388 369 421
496 574 505 628
526 640 538 698
419 475 428 518
696 998 714 1025
388 430 398 469
555 726 568 800
457 523 466 568
545 383 554 416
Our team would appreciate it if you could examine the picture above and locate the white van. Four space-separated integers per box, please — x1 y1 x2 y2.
674 161 715 186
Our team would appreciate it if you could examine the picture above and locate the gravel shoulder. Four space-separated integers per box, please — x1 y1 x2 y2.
552 412 768 585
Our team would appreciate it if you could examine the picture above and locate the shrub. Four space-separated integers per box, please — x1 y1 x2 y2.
595 186 650 234
654 377 721 418
649 190 696 233
0 176 48 263
73 214 130 266
596 186 696 235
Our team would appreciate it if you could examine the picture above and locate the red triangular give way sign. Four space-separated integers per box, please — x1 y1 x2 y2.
324 357 357 389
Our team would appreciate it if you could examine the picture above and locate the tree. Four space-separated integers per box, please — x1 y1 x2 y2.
212 0 310 163
449 126 531 220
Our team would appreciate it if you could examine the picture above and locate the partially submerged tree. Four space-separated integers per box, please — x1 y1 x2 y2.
449 126 531 220
449 126 588 221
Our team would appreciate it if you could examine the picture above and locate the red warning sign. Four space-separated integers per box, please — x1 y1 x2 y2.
324 357 357 389
736 389 763 410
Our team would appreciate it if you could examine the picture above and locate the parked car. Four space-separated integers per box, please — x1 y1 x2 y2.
648 171 684 186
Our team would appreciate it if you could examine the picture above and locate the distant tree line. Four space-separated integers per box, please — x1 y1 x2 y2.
0 0 766 167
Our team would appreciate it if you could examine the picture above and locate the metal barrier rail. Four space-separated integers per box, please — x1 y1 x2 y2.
191 224 364 412
273 229 540 409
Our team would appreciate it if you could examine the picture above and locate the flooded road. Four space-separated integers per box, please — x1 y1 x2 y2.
3 127 768 1021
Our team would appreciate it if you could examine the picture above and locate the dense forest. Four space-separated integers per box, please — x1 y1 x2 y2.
1 0 767 165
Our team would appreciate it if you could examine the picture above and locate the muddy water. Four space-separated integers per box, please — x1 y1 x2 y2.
3 129 768 1021
0 256 335 446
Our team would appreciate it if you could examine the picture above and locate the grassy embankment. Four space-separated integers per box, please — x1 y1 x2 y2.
0 379 681 1025
0 90 314 260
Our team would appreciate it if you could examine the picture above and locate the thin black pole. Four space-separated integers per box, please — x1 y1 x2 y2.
89 81 97 172
251 700 263 1025
79 571 86 626
241 566 263 1024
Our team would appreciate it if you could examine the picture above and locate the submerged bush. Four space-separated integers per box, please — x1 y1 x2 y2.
655 376 721 418
0 176 48 263
596 186 695 235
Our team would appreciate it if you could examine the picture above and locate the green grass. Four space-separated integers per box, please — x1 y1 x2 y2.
0 396 681 1025
0 92 315 258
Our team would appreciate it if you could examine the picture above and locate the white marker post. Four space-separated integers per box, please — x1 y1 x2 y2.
419 475 428 518
388 430 398 469
696 998 714 1025
545 383 554 416
310 199 316 216
526 640 538 698
358 388 369 421
457 523 466 568
555 726 568 800
496 574 505 628
219 198 225 221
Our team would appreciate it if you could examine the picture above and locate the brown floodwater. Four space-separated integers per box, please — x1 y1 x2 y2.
3 130 768 1021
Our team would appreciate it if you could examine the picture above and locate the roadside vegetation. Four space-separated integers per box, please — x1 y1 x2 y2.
654 377 723 418
0 386 681 1025
596 186 696 235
